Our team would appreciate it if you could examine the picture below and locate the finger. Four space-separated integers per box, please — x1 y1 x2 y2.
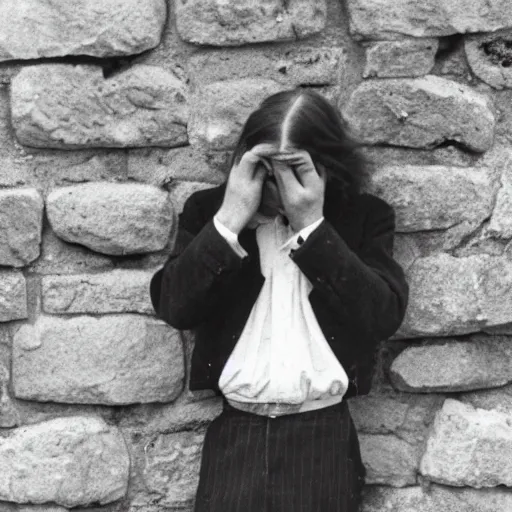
273 162 303 198
258 158 273 174
253 161 267 183
248 143 280 159
236 156 271 184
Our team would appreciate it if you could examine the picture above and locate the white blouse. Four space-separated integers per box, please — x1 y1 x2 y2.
215 215 349 415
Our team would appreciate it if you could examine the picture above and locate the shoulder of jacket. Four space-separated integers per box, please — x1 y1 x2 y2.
358 192 395 218
182 183 226 215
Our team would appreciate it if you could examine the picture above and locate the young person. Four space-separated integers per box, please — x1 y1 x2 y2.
150 89 409 512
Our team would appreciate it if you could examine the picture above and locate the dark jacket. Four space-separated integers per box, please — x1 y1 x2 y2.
150 183 409 398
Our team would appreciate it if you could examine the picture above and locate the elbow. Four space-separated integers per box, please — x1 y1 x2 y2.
379 279 409 339
156 304 199 331
150 267 198 330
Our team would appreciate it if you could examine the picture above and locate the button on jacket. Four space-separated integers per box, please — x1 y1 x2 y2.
149 182 409 399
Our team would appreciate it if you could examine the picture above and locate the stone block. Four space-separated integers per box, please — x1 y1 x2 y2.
479 256 512 326
17 506 69 512
0 271 27 322
11 64 187 149
42 270 155 315
489 157 512 238
363 39 438 78
359 434 419 486
188 79 283 150
361 484 512 512
342 75 496 152
29 151 128 189
0 359 18 427
398 250 512 338
143 431 205 507
12 315 184 405
390 335 512 392
0 416 129 507
495 90 512 142
175 0 326 46
420 398 512 487
31 228 115 276
128 147 228 186
188 46 344 86
459 382 512 414
361 144 476 168
398 254 485 338
0 188 43 267
46 182 174 256
347 0 512 40
118 398 223 434
367 165 495 232
465 29 512 89
0 0 166 61
349 395 440 441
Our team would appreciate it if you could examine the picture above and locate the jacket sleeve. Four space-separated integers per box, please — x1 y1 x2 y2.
150 191 245 330
290 197 408 345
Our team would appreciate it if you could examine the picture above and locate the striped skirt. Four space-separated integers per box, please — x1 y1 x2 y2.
194 399 365 512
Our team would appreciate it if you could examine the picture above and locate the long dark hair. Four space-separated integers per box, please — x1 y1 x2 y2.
230 89 368 201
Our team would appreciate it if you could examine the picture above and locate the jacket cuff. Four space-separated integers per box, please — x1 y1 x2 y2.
289 220 350 286
194 220 246 276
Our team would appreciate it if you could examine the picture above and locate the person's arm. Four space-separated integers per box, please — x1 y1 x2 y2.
291 197 408 344
150 192 247 330
150 143 279 330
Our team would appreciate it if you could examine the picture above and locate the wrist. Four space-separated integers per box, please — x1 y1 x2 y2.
216 206 245 235
290 212 323 232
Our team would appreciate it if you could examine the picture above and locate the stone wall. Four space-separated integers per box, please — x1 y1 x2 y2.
1 0 512 510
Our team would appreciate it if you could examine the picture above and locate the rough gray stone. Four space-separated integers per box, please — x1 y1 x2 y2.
118 397 223 434
479 256 512 327
399 253 512 338
359 434 419 486
128 147 228 186
0 0 166 61
459 382 512 414
465 29 512 89
7 401 116 430
17 506 69 512
31 228 115 276
390 335 512 392
175 0 327 46
42 270 155 315
0 271 27 322
489 157 512 238
342 75 496 152
0 188 43 267
0 416 129 507
11 64 188 149
349 395 440 443
420 398 512 487
347 0 512 40
12 315 184 405
188 46 344 86
361 484 512 512
188 79 283 150
397 254 485 338
29 151 129 189
143 431 205 507
46 182 174 256
363 39 438 78
361 144 477 168
367 165 495 232
495 90 512 142
0 360 19 427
